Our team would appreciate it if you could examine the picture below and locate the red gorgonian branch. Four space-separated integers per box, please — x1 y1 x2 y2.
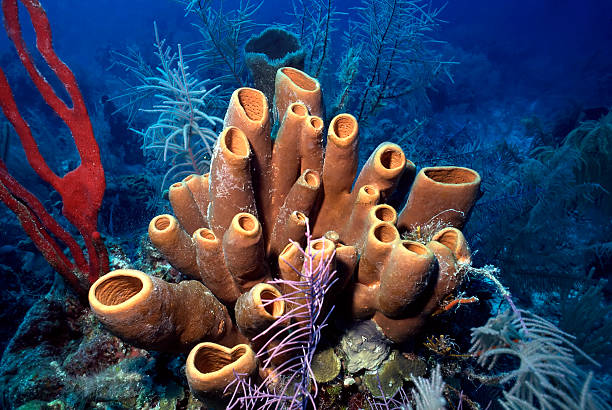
0 0 109 295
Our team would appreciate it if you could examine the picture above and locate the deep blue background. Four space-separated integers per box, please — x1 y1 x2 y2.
1 0 609 108
0 0 611 402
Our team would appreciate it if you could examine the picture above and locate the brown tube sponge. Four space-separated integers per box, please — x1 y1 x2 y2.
148 214 199 279
322 114 359 195
314 113 359 236
356 222 399 286
208 126 257 238
370 228 471 343
274 67 322 121
222 212 269 292
387 159 417 210
291 237 336 327
351 283 379 319
138 66 482 355
278 242 303 279
168 180 206 235
269 208 309 261
89 269 240 351
270 102 308 214
193 228 241 305
269 169 321 258
341 185 380 246
223 88 272 227
369 204 397 226
184 173 210 224
372 312 425 343
299 115 324 175
353 142 406 202
235 283 285 339
186 342 257 400
306 237 336 271
280 169 321 220
343 193 398 252
277 241 304 295
424 227 471 313
377 241 436 318
283 211 308 248
397 166 481 232
224 88 271 162
334 243 359 290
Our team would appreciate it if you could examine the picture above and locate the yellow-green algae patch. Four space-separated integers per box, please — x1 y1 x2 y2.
312 348 341 383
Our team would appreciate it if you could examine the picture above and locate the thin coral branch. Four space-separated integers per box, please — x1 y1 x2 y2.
116 23 223 190
227 222 336 409
336 0 454 125
180 0 263 91
470 308 609 409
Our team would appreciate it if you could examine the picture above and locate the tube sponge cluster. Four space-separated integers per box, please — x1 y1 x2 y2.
88 66 481 400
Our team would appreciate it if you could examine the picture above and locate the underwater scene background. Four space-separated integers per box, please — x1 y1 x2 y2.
0 0 610 408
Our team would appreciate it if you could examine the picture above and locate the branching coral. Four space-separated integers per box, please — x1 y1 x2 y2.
285 0 455 126
181 0 263 93
88 66 481 404
557 111 612 192
0 0 108 295
559 279 612 363
475 113 612 296
225 226 337 408
470 309 610 409
337 0 457 124
288 0 338 78
112 24 224 191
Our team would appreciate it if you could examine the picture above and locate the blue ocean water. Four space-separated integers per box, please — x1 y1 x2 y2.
0 0 610 408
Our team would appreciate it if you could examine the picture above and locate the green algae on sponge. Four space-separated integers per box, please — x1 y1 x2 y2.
312 348 342 383
363 350 428 398
397 353 427 381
